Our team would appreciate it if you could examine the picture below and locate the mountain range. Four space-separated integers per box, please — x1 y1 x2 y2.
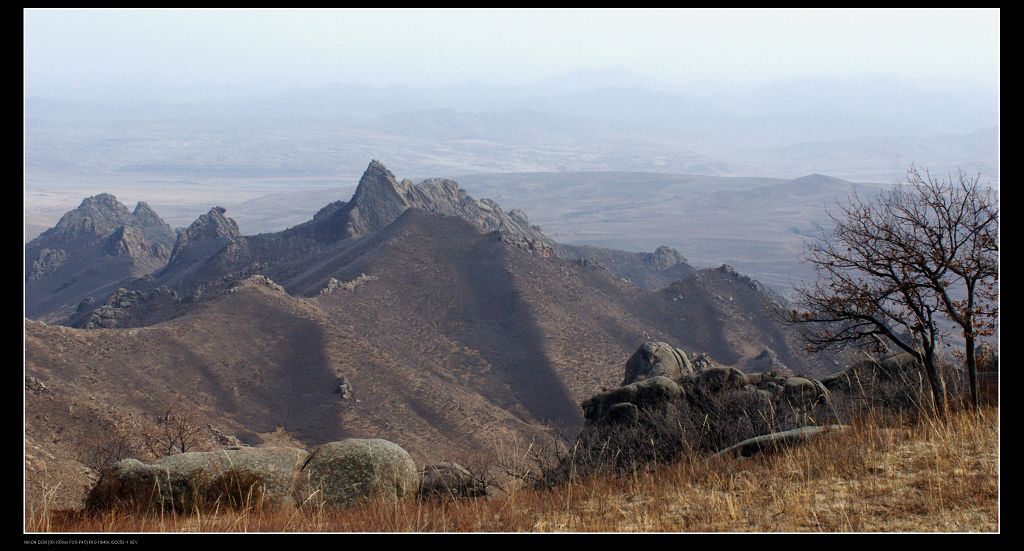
24 160 848 509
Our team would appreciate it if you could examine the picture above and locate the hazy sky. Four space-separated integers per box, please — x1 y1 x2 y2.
25 8 999 102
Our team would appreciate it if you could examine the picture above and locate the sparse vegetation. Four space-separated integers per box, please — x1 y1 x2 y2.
27 405 998 532
143 407 208 458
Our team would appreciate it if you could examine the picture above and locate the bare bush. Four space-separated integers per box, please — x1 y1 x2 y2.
143 407 207 458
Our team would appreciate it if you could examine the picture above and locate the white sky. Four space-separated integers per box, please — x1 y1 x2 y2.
25 8 1000 101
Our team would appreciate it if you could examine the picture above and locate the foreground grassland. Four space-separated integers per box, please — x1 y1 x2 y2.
27 406 998 533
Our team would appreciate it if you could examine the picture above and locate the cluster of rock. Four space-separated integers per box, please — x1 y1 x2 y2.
86 437 493 513
418 462 487 501
25 195 177 317
552 242 693 290
88 438 422 513
228 274 285 295
27 248 68 281
336 377 354 400
70 287 180 329
706 264 790 308
107 224 170 263
579 341 833 460
166 206 241 271
640 246 689 272
25 376 50 394
318 273 377 296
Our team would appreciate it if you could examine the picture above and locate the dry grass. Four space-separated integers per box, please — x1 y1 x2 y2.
26 406 998 533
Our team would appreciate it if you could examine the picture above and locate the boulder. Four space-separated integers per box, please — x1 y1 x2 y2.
608 402 641 424
695 366 748 392
622 342 693 385
418 462 487 501
582 376 682 423
296 438 419 509
715 425 848 458
86 447 309 512
782 377 829 408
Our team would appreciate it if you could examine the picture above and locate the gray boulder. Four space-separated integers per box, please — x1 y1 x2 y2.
582 376 682 423
622 342 693 385
418 462 487 501
695 366 749 392
86 447 309 512
297 438 420 509
715 425 848 458
782 376 830 408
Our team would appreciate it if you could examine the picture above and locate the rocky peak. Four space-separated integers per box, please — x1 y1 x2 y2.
167 207 240 267
182 207 239 241
48 193 135 239
132 201 171 231
643 246 687 271
414 176 553 250
342 161 417 238
81 193 124 211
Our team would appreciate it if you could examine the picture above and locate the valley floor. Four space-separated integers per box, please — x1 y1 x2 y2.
26 406 998 533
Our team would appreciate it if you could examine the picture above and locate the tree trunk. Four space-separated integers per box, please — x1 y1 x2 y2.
923 348 946 415
966 334 979 412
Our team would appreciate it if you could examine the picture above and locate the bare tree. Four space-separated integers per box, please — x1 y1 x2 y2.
900 166 998 410
790 166 998 413
143 407 206 457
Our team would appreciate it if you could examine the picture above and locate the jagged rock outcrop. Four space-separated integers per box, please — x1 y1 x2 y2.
25 376 49 393
296 438 420 509
553 243 694 290
318 274 377 296
713 264 789 308
69 286 180 329
25 194 176 318
228 275 285 294
106 224 169 261
418 462 488 501
340 160 419 239
336 377 354 400
310 161 554 255
641 245 688 271
414 177 552 249
167 207 240 269
132 202 172 235
27 248 67 281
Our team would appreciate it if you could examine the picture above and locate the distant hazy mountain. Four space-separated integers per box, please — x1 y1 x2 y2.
25 71 998 187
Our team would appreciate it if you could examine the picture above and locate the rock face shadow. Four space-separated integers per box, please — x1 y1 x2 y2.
453 236 583 433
